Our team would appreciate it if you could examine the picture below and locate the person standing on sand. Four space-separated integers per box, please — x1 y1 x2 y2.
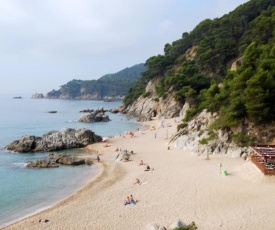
124 196 131 205
134 178 141 185
130 194 136 204
96 155 100 162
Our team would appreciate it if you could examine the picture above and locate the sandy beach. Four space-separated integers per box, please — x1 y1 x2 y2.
3 118 275 230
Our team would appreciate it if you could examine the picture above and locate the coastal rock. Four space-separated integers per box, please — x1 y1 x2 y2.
109 107 122 113
49 153 65 161
78 107 110 123
85 158 93 165
49 153 93 166
124 78 183 120
169 109 240 156
169 219 186 229
6 128 102 153
231 57 244 71
26 159 59 168
80 109 95 113
31 93 45 99
115 151 130 161
56 156 86 165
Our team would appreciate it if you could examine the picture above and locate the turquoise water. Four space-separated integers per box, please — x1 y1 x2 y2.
0 94 140 227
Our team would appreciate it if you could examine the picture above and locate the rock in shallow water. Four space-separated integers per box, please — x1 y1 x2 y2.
26 159 59 168
5 128 102 153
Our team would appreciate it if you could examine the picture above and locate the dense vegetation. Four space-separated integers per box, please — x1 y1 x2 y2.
124 0 275 129
46 63 147 99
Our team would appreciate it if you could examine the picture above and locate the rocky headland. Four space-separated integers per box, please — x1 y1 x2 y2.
5 128 102 153
78 107 110 123
31 93 45 99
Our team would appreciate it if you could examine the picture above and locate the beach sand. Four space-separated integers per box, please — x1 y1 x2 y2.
3 118 275 230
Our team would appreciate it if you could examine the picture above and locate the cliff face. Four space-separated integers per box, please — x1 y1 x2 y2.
168 109 242 156
124 78 183 120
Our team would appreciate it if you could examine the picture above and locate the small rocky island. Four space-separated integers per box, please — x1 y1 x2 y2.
5 128 102 153
26 153 94 168
78 107 110 123
31 93 45 99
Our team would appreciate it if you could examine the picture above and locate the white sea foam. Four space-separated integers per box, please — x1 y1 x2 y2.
12 162 27 168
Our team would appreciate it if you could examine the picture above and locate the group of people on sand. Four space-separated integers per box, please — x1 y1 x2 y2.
124 159 154 205
124 194 136 205
139 160 152 171
32 219 50 224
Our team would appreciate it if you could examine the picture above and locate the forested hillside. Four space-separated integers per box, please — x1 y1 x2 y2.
46 63 147 99
123 0 275 145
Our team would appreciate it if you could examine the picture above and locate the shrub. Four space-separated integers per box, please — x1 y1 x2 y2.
184 108 199 122
199 138 208 145
142 91 151 98
232 133 252 147
177 122 188 131
198 130 204 137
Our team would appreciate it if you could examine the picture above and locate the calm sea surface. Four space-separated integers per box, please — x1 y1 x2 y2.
0 94 141 227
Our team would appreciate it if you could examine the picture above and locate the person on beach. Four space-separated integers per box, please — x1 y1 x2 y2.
134 178 141 185
124 196 131 205
130 194 136 204
145 165 150 171
32 219 50 224
96 155 100 162
39 219 50 223
139 160 144 165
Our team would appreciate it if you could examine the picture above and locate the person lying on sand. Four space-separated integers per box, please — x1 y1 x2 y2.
145 165 150 171
39 219 50 223
32 219 50 223
134 178 141 185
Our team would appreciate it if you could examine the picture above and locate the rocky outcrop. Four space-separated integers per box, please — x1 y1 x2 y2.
109 107 124 114
145 219 191 230
230 57 244 71
113 150 131 161
124 78 183 121
5 128 102 153
169 109 242 156
26 154 94 168
78 108 110 123
26 159 59 168
80 109 95 113
31 93 45 99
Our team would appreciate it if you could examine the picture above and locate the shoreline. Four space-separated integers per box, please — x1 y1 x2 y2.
3 118 275 229
0 163 99 229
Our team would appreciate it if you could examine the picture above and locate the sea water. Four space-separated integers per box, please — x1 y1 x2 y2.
0 94 141 227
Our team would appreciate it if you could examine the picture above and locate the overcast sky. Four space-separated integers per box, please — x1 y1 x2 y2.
0 0 248 95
